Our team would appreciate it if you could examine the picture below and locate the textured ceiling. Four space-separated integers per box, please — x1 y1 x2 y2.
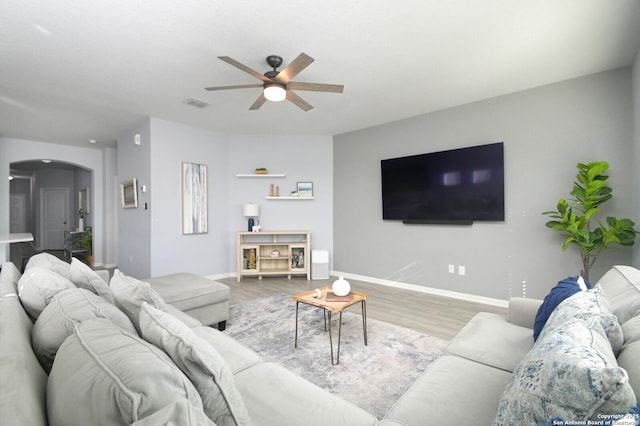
1 0 639 148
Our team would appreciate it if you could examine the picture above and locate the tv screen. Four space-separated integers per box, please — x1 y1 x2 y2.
381 142 504 223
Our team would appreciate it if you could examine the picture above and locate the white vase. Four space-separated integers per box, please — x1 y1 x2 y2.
78 218 84 232
332 276 351 296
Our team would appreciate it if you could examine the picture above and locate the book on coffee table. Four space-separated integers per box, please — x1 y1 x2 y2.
325 292 353 302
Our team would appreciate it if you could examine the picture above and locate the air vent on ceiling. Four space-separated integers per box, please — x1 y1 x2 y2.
183 97 210 108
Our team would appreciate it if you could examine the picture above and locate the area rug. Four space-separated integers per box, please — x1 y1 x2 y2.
224 294 449 418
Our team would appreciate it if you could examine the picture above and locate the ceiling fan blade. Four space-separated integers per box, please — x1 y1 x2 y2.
205 84 263 91
276 53 314 83
218 56 270 82
286 90 313 112
287 82 344 93
249 92 267 110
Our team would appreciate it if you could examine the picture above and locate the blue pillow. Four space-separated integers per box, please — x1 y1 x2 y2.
533 276 590 341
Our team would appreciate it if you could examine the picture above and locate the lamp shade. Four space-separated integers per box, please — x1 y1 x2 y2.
263 84 286 102
243 203 259 217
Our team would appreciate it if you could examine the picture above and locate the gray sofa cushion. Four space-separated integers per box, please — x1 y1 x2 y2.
69 257 114 303
617 340 640 398
233 362 377 426
597 265 640 324
131 399 218 426
32 288 137 372
0 263 48 426
25 252 71 279
384 355 512 426
47 318 202 426
192 327 262 375
139 303 252 426
17 267 76 320
110 269 168 332
445 312 534 372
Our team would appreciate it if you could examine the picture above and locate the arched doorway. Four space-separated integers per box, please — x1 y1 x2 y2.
9 160 93 266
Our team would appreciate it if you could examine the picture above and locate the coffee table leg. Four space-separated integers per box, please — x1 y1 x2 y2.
361 300 368 346
328 310 343 365
294 301 299 348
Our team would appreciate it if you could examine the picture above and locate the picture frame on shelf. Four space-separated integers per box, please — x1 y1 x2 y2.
182 162 208 235
121 178 138 209
296 181 313 197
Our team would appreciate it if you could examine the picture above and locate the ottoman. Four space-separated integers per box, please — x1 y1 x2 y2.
145 273 230 330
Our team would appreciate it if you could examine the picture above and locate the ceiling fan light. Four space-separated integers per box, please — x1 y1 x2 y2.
264 84 286 102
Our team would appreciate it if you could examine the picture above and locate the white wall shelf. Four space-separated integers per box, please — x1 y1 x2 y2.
236 174 286 178
266 196 314 200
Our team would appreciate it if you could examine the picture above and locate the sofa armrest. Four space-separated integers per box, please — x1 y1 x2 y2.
508 297 542 329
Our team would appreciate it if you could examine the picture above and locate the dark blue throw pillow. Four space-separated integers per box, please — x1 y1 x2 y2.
533 275 590 341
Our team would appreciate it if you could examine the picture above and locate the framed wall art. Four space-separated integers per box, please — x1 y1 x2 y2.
121 178 138 208
296 181 313 197
79 187 90 213
182 162 208 234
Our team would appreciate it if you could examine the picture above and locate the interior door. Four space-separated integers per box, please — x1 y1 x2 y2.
41 188 69 250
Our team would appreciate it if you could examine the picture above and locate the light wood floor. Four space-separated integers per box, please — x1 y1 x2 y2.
218 275 508 341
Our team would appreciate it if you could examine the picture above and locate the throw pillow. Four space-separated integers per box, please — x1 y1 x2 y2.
17 266 76 320
110 269 168 333
131 399 217 426
69 257 114 303
47 318 203 426
533 275 589 340
24 252 71 279
493 317 636 425
538 288 624 354
32 288 137 373
139 302 252 426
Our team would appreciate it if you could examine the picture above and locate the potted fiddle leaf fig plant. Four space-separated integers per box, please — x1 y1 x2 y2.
542 161 638 281
78 226 93 266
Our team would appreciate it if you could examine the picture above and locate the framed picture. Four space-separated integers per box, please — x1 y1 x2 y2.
182 162 208 234
121 178 138 208
297 181 313 197
78 187 90 214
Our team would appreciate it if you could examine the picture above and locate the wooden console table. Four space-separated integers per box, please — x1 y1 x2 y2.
237 231 311 282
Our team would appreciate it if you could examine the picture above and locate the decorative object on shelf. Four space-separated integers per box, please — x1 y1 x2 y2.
247 248 257 269
542 161 638 281
291 249 304 268
255 168 268 174
243 203 260 232
331 276 351 297
290 191 298 197
270 184 275 197
276 185 280 197
270 250 280 258
297 181 313 197
182 162 208 235
121 178 138 209
252 220 262 232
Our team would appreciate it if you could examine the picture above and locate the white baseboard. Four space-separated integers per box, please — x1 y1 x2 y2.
207 272 235 281
331 270 509 308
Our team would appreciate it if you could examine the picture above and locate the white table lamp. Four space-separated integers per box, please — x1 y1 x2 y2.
243 203 260 231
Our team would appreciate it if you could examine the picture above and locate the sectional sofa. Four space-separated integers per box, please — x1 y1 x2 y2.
1 252 639 425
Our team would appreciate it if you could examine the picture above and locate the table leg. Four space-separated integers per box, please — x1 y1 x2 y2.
294 301 299 348
361 300 368 346
328 311 343 365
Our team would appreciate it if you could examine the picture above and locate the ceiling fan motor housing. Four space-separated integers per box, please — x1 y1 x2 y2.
266 55 283 70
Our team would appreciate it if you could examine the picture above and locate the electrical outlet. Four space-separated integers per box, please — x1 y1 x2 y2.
448 264 455 273
458 265 466 276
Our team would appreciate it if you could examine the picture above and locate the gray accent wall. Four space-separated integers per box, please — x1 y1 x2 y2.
333 68 635 301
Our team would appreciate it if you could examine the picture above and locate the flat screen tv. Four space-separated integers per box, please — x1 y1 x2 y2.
381 142 504 224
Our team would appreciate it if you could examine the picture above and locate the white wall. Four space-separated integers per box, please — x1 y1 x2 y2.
148 118 230 277
633 49 640 267
334 68 635 301
228 134 334 272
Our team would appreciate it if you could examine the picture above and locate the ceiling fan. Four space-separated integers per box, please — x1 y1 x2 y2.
205 53 344 112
